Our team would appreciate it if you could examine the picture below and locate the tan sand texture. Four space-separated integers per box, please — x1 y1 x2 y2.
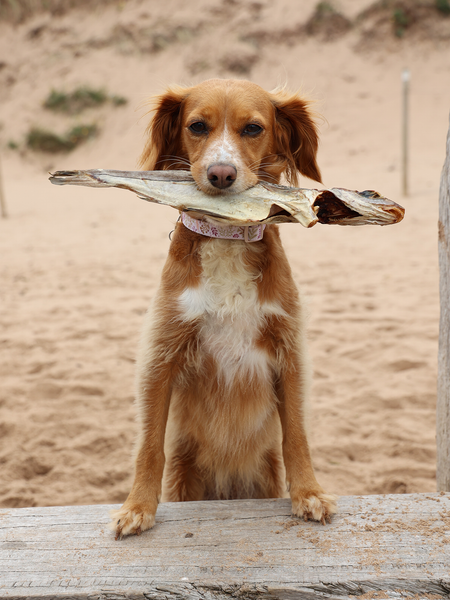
0 0 449 508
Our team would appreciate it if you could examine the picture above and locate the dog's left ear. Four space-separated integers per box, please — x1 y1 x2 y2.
271 92 322 186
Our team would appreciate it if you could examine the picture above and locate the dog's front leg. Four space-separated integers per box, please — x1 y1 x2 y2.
276 361 337 524
109 355 172 540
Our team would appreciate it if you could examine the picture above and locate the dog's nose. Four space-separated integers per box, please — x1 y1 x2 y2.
207 164 237 189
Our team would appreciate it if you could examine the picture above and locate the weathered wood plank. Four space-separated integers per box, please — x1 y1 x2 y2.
1 494 449 599
438 115 450 492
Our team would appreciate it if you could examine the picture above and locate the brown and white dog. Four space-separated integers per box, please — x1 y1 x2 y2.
110 78 337 538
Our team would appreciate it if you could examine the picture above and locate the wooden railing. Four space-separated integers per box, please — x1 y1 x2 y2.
1 494 450 599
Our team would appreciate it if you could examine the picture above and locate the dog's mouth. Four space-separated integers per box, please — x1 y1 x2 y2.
192 165 259 198
196 180 255 197
194 172 295 220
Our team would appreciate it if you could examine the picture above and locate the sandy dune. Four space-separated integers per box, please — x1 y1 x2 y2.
0 0 449 508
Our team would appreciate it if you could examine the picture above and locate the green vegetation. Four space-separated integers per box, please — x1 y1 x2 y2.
26 124 97 153
110 94 127 106
306 0 352 39
25 84 123 153
393 7 409 37
315 1 337 15
436 0 450 15
43 87 127 114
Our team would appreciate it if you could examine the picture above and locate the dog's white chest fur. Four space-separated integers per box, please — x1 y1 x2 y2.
178 239 272 384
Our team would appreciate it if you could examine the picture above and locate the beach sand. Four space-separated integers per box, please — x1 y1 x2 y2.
0 0 449 507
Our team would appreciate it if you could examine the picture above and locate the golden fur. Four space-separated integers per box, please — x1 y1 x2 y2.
110 79 337 538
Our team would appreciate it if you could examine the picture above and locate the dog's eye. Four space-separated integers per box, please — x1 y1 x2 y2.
243 124 263 136
189 122 208 134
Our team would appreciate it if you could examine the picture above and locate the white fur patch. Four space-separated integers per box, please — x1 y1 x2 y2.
178 286 208 321
201 126 252 194
204 126 239 166
178 239 284 385
260 301 289 319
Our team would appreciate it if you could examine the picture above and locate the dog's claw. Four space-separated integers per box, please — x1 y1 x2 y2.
291 491 337 525
109 506 156 539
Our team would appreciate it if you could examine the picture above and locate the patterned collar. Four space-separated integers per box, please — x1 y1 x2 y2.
181 212 265 243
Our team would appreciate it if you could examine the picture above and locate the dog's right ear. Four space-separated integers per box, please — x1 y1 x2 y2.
139 87 188 171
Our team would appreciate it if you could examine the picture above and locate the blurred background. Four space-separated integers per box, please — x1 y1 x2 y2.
0 0 449 508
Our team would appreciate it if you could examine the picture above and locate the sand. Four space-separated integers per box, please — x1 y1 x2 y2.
0 0 449 508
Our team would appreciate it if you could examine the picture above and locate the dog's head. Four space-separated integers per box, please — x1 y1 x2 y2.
140 79 322 194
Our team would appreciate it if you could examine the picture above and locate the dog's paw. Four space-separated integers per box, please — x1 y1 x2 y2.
291 490 337 525
108 505 156 540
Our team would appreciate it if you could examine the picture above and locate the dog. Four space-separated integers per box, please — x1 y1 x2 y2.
110 78 337 539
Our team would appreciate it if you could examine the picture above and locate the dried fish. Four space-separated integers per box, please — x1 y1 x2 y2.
49 169 404 227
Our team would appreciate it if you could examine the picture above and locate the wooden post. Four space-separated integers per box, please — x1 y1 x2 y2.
401 68 410 197
0 495 450 599
437 114 450 492
0 154 7 219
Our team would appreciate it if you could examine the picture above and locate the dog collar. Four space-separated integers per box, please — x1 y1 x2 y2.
181 212 265 243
